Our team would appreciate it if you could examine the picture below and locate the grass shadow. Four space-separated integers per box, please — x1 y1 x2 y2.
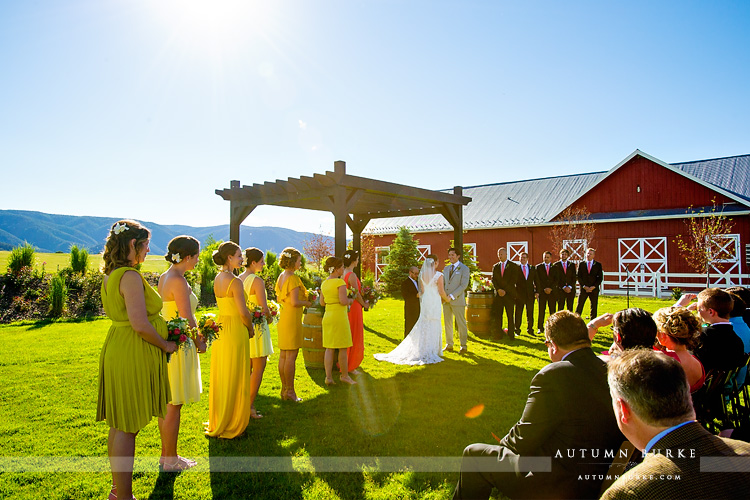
146 471 178 500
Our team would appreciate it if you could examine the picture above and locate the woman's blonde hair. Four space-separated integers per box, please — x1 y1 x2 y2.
101 219 150 275
653 306 702 350
278 247 301 270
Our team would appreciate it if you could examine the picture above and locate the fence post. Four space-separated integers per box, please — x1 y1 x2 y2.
653 272 660 298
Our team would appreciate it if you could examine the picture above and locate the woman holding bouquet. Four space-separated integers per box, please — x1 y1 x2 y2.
342 250 368 375
206 242 256 439
97 220 177 500
275 247 312 402
320 256 356 385
157 236 203 471
239 247 274 419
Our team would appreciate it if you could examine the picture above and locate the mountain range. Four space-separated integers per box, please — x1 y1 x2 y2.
0 210 332 255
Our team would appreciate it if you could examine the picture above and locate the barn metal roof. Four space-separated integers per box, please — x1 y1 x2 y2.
364 152 750 235
672 154 750 202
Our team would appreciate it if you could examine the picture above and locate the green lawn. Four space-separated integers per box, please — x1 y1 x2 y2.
0 251 169 275
0 296 672 499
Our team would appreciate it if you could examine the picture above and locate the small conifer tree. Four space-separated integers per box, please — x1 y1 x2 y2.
379 227 420 297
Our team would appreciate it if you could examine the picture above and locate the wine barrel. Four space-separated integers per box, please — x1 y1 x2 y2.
302 308 325 369
466 292 494 338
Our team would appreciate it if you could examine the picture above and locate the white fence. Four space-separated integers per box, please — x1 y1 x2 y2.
476 270 749 298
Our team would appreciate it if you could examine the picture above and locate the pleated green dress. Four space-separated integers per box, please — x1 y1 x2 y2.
97 267 171 433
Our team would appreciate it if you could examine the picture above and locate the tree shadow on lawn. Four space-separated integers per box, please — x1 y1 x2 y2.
207 354 537 499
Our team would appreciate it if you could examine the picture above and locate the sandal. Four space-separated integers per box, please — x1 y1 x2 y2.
108 484 117 500
325 378 336 386
159 456 197 472
285 390 303 402
340 376 357 385
250 408 263 419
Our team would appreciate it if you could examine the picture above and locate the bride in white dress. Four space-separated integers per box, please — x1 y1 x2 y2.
374 256 451 365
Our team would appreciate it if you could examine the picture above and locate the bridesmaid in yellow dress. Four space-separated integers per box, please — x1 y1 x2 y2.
239 247 274 419
320 256 356 385
157 236 204 471
274 247 312 402
97 220 176 500
205 242 256 439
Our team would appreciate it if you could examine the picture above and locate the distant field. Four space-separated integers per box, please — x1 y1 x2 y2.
0 251 169 275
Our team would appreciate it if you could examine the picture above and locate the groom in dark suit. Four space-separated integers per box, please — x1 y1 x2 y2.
575 248 603 318
401 266 420 337
453 310 623 500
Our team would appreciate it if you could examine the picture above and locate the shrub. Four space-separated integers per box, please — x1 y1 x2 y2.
194 236 221 307
48 275 68 317
70 245 90 274
8 243 35 275
671 287 683 301
379 227 420 297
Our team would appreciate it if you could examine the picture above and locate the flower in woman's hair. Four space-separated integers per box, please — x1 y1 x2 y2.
171 253 182 263
328 266 335 273
280 251 292 259
113 222 129 235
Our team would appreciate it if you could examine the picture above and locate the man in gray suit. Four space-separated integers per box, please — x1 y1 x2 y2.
443 247 471 354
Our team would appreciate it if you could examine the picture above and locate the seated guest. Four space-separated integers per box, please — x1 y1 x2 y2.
652 306 706 393
727 286 750 327
601 349 750 500
725 289 750 387
587 307 657 361
693 288 746 373
453 311 623 500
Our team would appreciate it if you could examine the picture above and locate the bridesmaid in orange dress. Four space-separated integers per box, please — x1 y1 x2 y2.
342 250 369 375
274 247 312 402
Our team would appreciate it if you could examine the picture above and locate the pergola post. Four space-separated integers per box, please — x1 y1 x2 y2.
333 161 348 257
229 180 257 245
453 186 464 260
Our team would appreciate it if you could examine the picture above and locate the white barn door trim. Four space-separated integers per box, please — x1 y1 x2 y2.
508 241 528 263
618 237 668 289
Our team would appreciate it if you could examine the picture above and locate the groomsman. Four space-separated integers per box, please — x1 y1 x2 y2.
553 249 576 311
401 266 420 337
535 251 556 334
491 247 519 340
576 248 603 319
514 252 537 336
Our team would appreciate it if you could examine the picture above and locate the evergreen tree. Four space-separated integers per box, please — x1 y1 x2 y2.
380 227 420 297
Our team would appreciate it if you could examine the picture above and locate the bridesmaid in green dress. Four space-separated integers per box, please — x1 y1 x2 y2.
157 236 204 471
97 220 177 500
239 247 274 419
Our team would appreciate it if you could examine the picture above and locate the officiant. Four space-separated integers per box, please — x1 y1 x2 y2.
401 266 420 337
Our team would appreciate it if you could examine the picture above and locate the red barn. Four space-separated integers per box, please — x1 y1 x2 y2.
366 150 750 296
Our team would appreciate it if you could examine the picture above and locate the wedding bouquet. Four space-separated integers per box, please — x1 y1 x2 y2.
347 286 358 299
196 313 221 347
361 285 383 310
165 316 191 362
307 289 321 308
267 300 280 324
471 272 494 293
251 306 266 327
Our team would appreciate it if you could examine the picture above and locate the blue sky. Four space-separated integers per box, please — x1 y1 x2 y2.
1 0 748 234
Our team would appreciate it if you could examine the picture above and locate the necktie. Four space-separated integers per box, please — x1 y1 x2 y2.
450 264 455 279
523 265 528 279
563 262 567 273
501 262 505 276
546 264 549 275
588 261 592 272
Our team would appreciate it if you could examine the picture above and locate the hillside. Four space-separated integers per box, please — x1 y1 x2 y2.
0 210 332 255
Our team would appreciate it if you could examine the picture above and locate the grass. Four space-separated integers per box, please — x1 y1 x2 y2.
0 295 672 499
0 251 168 275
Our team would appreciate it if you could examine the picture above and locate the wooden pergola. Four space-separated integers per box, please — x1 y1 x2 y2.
215 161 472 270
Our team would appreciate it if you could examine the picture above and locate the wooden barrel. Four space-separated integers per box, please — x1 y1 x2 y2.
302 308 325 369
466 292 494 338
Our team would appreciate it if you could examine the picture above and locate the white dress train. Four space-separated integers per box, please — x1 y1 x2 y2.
374 271 444 365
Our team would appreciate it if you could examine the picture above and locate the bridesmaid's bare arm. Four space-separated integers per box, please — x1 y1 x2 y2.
121 270 176 353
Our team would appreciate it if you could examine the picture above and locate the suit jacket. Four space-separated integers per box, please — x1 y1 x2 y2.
694 323 746 372
443 261 470 306
401 276 420 309
601 422 750 499
516 263 537 299
552 259 577 291
577 259 603 290
492 260 520 301
535 262 556 294
500 348 624 499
